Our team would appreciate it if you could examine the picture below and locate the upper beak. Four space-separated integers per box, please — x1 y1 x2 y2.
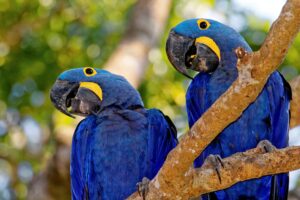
166 30 220 77
50 80 79 118
166 30 194 79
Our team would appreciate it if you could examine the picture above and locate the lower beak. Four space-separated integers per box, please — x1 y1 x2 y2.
187 42 219 73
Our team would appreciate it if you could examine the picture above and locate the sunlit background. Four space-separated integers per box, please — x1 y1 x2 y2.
0 0 300 199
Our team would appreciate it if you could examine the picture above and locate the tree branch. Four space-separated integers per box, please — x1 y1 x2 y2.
128 0 300 198
128 142 300 199
188 143 300 198
290 75 300 128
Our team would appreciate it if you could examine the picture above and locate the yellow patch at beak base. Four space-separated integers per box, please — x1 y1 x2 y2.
79 82 103 100
195 37 221 61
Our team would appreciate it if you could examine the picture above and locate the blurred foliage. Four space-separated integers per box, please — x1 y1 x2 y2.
0 0 300 199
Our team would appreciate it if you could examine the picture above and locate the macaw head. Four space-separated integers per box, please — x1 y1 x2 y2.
166 18 252 78
50 67 144 118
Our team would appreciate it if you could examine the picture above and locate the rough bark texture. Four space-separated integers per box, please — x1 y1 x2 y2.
104 0 172 88
290 75 300 128
187 143 300 197
127 0 300 199
128 142 300 199
27 0 173 199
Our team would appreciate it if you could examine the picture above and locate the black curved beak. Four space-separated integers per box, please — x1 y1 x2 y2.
50 80 102 118
166 30 194 79
166 30 219 78
50 80 79 118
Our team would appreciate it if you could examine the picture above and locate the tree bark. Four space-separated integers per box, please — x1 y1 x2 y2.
189 144 300 197
127 0 300 199
128 142 300 199
290 75 300 128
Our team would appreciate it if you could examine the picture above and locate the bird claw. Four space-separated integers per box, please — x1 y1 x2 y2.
257 140 276 153
205 155 224 184
136 177 150 200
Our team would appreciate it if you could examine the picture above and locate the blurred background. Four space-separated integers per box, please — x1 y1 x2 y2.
0 0 300 199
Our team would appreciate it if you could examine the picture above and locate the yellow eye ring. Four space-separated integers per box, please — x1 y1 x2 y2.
197 19 210 30
83 67 97 77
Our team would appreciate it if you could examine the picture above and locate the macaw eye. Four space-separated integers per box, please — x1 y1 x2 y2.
83 67 97 76
197 19 210 30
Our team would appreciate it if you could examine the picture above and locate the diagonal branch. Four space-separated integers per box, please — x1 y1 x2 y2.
290 75 300 128
128 0 300 199
187 143 300 198
128 142 300 199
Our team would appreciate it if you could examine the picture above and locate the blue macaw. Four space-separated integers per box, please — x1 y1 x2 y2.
50 67 178 200
166 19 291 200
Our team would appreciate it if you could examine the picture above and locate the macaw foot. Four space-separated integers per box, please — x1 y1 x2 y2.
205 155 224 184
257 140 276 153
136 177 150 200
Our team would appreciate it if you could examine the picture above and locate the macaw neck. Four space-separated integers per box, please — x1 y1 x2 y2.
218 38 252 69
95 97 145 117
88 104 146 121
100 88 144 112
220 51 238 70
98 103 145 115
100 104 145 113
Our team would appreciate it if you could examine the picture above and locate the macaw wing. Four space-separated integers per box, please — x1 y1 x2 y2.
71 109 176 199
268 72 291 148
146 109 178 177
186 73 211 127
70 117 96 200
266 72 291 200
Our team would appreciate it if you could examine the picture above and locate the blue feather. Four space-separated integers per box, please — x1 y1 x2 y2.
70 108 177 199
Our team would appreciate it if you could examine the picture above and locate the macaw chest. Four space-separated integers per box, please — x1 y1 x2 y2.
73 112 150 199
